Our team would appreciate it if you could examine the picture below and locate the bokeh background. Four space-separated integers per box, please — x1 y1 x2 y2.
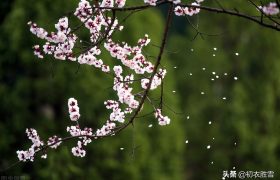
1 0 280 179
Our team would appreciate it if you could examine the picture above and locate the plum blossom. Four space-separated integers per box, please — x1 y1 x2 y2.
110 108 125 123
22 0 173 162
17 149 35 162
68 98 81 121
77 47 110 72
55 17 69 33
155 109 171 126
33 45 43 59
113 66 140 110
174 1 203 16
80 127 93 145
141 69 167 90
28 16 77 61
174 6 185 16
115 0 126 7
26 128 44 148
105 100 119 110
67 125 81 136
74 0 93 22
259 2 280 15
47 135 62 149
28 22 48 39
144 0 157 6
16 128 44 161
72 141 86 157
104 36 154 74
67 125 93 156
184 2 201 16
96 121 116 136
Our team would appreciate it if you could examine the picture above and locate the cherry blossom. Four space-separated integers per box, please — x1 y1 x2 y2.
74 0 93 22
18 0 211 163
16 128 44 162
259 2 280 15
72 141 86 157
144 0 157 6
68 98 81 121
115 0 126 8
141 69 166 90
67 125 82 137
155 109 171 126
47 136 62 149
96 121 116 136
13 0 280 166
174 2 202 17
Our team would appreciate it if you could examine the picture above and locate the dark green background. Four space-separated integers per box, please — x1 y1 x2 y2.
0 0 279 179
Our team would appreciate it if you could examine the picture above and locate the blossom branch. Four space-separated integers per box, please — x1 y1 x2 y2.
108 1 174 132
5 0 280 172
91 0 280 31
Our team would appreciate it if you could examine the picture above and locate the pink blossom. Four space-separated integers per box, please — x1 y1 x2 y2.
144 0 157 6
115 0 126 8
68 98 80 121
16 128 44 162
72 141 86 157
155 109 171 126
260 3 279 15
47 135 62 149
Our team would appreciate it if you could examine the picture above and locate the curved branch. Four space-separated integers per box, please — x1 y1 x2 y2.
1 2 175 172
92 0 280 31
114 2 174 132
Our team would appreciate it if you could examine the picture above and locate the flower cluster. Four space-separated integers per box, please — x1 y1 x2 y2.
104 35 154 74
29 0 125 73
115 0 126 8
77 47 110 73
68 98 80 121
16 149 35 162
143 0 204 12
99 0 128 8
16 128 44 162
101 0 114 8
47 135 62 149
28 17 77 61
21 0 173 162
67 125 93 157
144 0 158 6
100 0 128 8
259 2 280 15
75 0 125 42
80 127 93 145
96 121 116 136
113 66 139 109
155 109 171 126
174 1 202 16
67 125 82 137
97 66 139 125
141 69 166 90
74 0 93 22
72 141 86 157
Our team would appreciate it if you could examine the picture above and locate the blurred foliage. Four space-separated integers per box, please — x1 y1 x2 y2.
167 1 280 179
